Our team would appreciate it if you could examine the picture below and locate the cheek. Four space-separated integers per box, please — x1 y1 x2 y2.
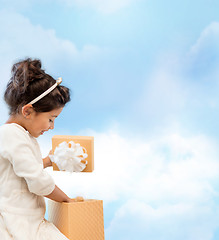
38 119 49 129
43 121 50 129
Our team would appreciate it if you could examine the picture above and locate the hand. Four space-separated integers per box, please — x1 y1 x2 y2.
43 150 53 168
67 196 84 203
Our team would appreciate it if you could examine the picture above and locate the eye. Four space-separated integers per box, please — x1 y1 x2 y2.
49 119 54 123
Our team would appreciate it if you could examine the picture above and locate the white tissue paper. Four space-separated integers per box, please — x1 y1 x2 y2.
50 141 88 172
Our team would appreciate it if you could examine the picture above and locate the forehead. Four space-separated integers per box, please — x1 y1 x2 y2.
36 107 63 118
49 107 63 117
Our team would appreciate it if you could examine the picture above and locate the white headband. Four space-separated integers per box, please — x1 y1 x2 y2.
28 77 62 105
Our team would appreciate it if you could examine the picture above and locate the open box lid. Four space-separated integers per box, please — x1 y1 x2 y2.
52 135 94 172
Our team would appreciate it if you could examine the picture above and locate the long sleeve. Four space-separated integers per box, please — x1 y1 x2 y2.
0 124 55 196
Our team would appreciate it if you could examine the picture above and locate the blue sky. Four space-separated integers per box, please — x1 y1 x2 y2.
1 0 219 239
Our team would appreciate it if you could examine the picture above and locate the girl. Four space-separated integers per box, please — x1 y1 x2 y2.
0 58 78 239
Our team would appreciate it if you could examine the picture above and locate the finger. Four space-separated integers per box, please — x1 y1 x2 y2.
75 196 84 202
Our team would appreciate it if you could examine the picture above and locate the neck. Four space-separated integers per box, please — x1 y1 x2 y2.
6 115 27 131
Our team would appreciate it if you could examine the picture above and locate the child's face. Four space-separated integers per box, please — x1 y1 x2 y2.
27 107 63 138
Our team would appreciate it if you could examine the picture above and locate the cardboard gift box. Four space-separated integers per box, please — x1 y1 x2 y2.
52 135 94 172
48 199 105 240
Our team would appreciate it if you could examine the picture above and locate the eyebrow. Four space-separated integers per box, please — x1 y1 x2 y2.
51 115 58 118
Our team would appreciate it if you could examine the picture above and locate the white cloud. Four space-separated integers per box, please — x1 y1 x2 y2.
0 9 78 121
0 9 105 74
186 21 219 81
42 127 219 204
46 129 219 203
41 127 219 239
0 9 107 123
133 53 188 125
1 0 137 14
58 0 136 14
0 0 31 10
131 22 219 131
0 10 78 65
190 22 219 56
106 199 219 240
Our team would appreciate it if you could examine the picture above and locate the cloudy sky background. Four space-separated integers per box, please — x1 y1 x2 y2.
1 0 219 239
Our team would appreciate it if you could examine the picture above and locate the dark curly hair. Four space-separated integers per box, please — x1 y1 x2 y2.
4 58 71 115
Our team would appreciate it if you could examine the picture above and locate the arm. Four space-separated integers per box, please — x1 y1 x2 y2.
44 185 70 202
43 151 84 202
1 126 83 202
1 127 55 196
43 150 53 168
45 185 84 203
43 155 52 168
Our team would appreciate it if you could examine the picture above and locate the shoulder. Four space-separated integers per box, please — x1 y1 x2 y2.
0 123 29 142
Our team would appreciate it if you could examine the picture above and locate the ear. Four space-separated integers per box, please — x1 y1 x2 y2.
21 104 34 119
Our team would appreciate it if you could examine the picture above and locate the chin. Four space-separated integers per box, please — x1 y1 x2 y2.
32 132 41 138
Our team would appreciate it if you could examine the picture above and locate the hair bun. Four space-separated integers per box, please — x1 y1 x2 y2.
30 59 42 69
10 58 45 93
